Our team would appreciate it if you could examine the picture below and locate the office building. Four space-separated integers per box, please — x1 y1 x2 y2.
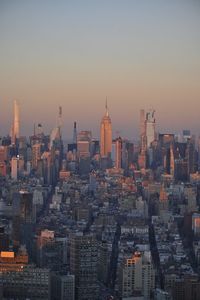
0 265 50 299
51 273 75 300
70 233 99 300
119 251 155 299
11 156 18 180
100 102 112 157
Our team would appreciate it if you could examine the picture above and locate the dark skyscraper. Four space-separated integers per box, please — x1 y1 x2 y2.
70 233 99 300
73 122 77 144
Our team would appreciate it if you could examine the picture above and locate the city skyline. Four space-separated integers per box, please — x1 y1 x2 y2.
1 2 200 299
0 0 200 138
0 100 199 142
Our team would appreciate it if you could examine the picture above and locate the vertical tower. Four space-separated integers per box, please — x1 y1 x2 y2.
138 109 147 169
145 110 156 148
70 233 99 299
119 251 155 299
112 137 122 169
100 101 112 157
73 121 77 144
170 143 175 177
12 100 20 144
11 157 18 180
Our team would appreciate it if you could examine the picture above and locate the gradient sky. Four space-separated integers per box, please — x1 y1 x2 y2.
0 0 200 140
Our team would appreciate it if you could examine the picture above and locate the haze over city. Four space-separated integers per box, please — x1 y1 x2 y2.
1 1 200 300
0 0 200 138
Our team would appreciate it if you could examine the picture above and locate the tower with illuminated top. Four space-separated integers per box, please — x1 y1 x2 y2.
100 100 112 157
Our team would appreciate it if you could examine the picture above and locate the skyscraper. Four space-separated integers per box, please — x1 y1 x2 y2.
11 157 18 180
145 109 156 148
11 100 20 144
100 101 112 157
73 121 77 144
70 233 99 300
138 109 156 169
138 109 147 169
119 251 155 299
112 137 122 169
140 109 146 152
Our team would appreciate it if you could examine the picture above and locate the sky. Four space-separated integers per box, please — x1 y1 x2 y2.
0 0 200 140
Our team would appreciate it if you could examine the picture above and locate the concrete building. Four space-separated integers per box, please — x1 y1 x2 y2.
119 251 155 299
112 137 122 169
0 265 50 299
51 273 75 300
11 156 18 180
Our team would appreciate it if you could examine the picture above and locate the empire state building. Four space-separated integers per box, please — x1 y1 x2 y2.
100 102 112 157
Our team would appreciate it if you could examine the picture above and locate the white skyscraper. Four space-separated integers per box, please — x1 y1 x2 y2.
145 110 156 148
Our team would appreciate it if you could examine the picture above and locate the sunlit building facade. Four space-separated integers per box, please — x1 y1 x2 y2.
100 102 112 158
11 100 20 144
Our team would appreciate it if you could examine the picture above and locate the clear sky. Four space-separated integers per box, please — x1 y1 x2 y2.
0 0 200 140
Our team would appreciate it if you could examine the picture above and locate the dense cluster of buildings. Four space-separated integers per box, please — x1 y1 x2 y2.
0 101 200 299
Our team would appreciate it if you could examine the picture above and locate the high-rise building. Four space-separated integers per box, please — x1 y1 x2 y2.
77 131 92 174
98 241 111 285
140 109 146 152
186 137 196 175
11 100 20 144
0 146 8 176
139 109 156 169
100 102 112 157
183 129 191 142
51 273 75 300
32 143 41 169
112 137 122 169
70 233 99 300
139 109 156 149
119 251 155 299
73 121 77 144
146 109 156 148
0 265 51 299
77 131 91 157
11 156 18 180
